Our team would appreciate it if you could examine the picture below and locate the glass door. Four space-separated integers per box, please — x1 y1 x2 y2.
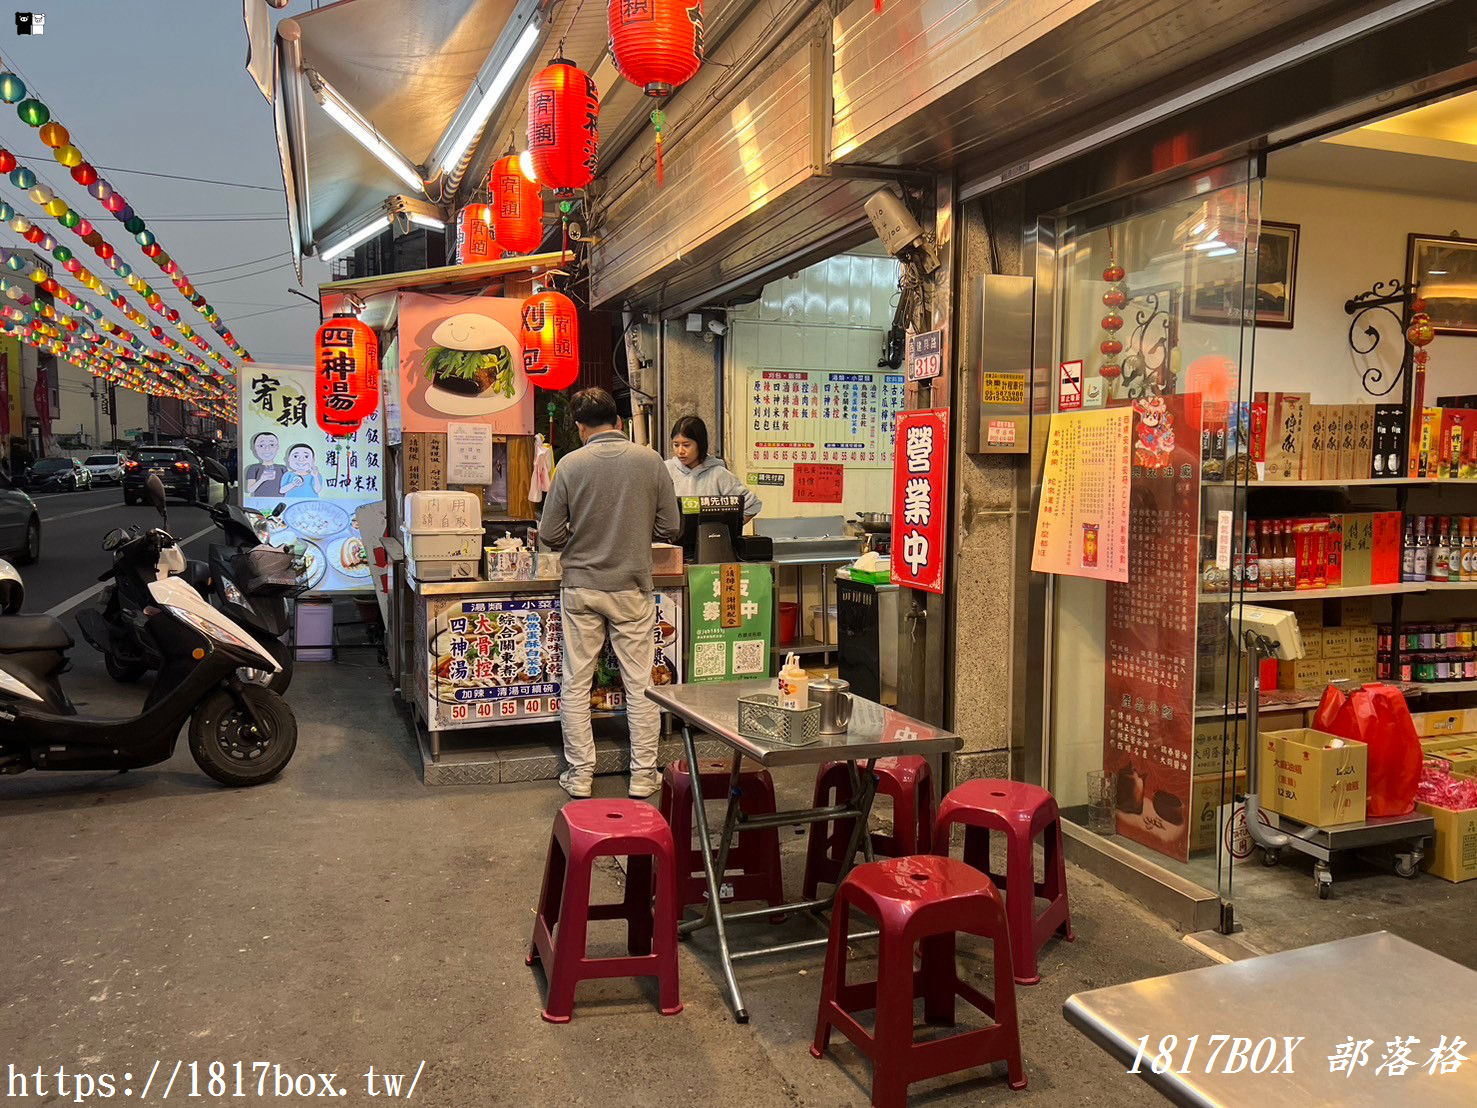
1039 162 1263 921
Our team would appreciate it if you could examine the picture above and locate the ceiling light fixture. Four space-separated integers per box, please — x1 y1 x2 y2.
429 6 543 180
320 214 392 261
309 72 424 192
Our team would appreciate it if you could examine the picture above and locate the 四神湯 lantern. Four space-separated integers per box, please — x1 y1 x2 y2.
456 204 499 265
314 316 380 436
609 0 704 97
490 155 543 255
520 290 580 390
527 61 598 193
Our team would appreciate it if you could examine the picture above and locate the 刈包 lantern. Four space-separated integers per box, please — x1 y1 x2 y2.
490 155 543 254
520 290 580 390
456 204 499 265
527 60 598 193
609 0 704 97
315 316 380 436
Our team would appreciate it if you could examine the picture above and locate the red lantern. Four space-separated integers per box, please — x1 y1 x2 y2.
609 0 704 97
520 290 581 390
315 316 380 436
527 60 598 192
490 155 543 254
456 204 499 264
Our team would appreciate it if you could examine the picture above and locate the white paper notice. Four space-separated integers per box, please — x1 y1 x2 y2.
446 422 494 486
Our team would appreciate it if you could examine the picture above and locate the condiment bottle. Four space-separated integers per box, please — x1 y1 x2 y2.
778 653 808 710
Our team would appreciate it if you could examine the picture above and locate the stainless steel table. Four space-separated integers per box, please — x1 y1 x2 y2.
1065 932 1477 1106
647 679 963 1022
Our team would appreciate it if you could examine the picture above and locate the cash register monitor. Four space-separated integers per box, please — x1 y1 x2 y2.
678 495 746 564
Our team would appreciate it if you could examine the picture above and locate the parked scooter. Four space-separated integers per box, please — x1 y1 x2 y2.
0 477 296 787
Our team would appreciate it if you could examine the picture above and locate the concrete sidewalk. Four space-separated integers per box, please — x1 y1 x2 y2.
1 660 1209 1106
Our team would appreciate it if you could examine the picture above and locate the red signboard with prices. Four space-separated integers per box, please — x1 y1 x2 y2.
890 409 949 594
793 462 844 503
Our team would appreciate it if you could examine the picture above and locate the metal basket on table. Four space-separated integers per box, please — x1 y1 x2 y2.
736 692 821 746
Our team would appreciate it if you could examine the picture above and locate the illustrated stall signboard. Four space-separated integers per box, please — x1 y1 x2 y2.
397 292 533 435
238 362 384 594
1102 395 1204 863
686 564 773 683
745 368 906 468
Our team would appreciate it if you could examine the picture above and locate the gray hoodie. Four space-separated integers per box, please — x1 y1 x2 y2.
665 456 763 518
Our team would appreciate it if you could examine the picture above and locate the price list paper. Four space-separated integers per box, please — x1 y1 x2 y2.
745 368 906 468
1030 409 1133 582
1101 395 1204 863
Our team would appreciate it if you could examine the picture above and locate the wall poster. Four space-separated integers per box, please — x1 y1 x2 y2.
744 368 905 468
1102 395 1203 863
1030 408 1134 582
397 292 532 435
238 362 384 594
686 564 773 683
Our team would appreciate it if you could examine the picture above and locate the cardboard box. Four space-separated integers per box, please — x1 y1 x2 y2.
1347 657 1377 683
1421 735 1476 753
1356 405 1376 481
1307 405 1329 482
1260 728 1368 827
1298 628 1325 659
1321 656 1353 683
1283 600 1324 630
1259 708 1310 734
1373 403 1407 478
1279 658 1345 690
1322 628 1352 659
1340 404 1360 482
1193 717 1251 778
1347 626 1378 656
1191 771 1248 854
1340 513 1374 588
1417 798 1477 882
1266 393 1309 481
1341 594 1377 626
1431 746 1477 774
1412 710 1476 738
1415 407 1443 478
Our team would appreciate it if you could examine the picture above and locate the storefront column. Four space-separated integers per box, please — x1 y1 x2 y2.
659 322 721 449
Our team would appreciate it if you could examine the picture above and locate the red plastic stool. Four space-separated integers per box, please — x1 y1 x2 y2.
526 798 683 1023
810 854 1026 1105
659 758 785 919
934 779 1074 985
802 756 936 899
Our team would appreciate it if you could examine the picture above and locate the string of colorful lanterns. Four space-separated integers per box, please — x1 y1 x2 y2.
608 0 704 186
0 68 252 362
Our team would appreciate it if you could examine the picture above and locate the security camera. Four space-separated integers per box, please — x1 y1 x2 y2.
707 318 727 337
864 188 938 272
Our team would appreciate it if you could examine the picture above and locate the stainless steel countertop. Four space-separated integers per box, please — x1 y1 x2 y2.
1064 931 1477 1105
646 678 961 766
412 575 688 597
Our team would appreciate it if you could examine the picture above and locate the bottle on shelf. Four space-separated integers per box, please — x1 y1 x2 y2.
1432 516 1451 584
1231 523 1245 590
1413 515 1430 583
1403 516 1417 583
1245 521 1260 591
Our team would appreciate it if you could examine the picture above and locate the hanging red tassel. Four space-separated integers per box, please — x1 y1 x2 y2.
875 0 883 11
652 107 666 189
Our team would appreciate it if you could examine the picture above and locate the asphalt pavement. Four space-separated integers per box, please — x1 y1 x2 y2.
21 484 219 616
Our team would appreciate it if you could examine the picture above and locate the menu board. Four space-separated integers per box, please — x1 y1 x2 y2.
745 368 906 468
1031 409 1133 582
687 564 773 683
426 594 563 728
238 362 383 594
1102 395 1203 863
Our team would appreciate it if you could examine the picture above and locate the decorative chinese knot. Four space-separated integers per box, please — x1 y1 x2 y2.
1099 252 1127 383
527 59 599 194
490 153 543 255
520 290 581 391
608 0 704 187
314 316 379 437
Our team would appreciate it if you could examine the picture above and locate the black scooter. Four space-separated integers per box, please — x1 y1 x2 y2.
198 500 301 694
0 478 297 787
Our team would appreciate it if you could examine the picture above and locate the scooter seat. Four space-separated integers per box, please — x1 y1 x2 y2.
0 614 73 652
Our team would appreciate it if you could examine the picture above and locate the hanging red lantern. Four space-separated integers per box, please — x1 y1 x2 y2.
455 204 499 264
315 316 380 436
527 60 598 193
520 290 580 390
490 154 543 254
609 0 704 97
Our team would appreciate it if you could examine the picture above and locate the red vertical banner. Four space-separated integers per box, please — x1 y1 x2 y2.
1103 395 1203 863
890 408 949 594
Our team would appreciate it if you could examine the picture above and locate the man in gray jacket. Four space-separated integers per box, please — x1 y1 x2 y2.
540 388 681 799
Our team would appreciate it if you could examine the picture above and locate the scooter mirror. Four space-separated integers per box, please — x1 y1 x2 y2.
101 527 127 551
202 457 230 485
145 473 167 525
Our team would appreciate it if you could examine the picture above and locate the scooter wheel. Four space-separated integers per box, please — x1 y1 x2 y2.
238 638 293 695
104 652 147 683
189 685 297 787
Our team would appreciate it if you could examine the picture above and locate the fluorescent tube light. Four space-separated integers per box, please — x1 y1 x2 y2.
312 75 424 192
406 211 446 232
434 20 542 179
320 214 392 261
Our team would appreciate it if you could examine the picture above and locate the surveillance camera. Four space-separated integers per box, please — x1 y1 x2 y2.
864 187 939 272
707 319 727 336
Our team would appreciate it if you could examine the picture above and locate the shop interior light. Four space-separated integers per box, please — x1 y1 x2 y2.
310 73 424 192
406 211 446 232
435 21 542 179
1192 239 1226 251
319 214 392 261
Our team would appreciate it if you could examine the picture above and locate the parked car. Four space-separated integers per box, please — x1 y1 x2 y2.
0 468 40 563
28 456 92 493
123 445 207 504
83 452 126 485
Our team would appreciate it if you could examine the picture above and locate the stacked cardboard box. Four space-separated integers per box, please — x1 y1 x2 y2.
1411 408 1477 479
1259 728 1368 827
1255 394 1386 482
1277 596 1378 690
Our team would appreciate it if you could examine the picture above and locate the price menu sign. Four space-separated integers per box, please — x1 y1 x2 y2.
746 368 906 468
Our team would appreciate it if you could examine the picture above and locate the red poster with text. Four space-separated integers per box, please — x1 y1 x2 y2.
1103 395 1203 863
890 409 949 594
793 462 844 503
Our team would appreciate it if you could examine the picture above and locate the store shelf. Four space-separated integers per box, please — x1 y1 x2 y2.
771 637 834 656
1409 679 1477 694
1199 582 1424 603
1426 581 1477 590
1244 478 1427 489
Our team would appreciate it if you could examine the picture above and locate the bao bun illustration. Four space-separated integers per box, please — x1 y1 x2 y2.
423 312 518 398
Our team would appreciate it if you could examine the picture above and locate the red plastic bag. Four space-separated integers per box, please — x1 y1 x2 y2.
1312 683 1421 817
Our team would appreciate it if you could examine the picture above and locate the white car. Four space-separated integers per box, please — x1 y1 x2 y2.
83 453 125 485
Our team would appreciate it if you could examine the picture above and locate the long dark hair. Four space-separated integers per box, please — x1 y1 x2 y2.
670 414 708 463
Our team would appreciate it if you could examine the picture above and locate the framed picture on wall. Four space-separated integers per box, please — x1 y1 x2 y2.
1187 221 1299 328
1407 233 1477 336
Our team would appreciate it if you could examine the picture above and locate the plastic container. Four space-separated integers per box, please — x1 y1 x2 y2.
778 602 799 644
295 600 334 662
406 556 480 582
403 490 480 534
809 604 838 645
401 527 483 561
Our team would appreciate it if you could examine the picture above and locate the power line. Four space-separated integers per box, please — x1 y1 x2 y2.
185 251 291 276
91 164 284 193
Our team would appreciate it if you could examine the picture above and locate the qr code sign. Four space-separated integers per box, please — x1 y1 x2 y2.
693 641 727 679
731 639 766 675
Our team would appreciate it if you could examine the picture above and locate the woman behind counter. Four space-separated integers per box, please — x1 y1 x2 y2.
665 415 762 521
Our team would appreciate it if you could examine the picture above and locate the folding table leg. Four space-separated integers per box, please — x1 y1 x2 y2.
678 722 748 1022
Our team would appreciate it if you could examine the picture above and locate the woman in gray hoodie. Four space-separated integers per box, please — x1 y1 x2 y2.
665 415 762 521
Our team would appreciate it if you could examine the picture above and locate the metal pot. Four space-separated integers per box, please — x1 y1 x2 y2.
809 676 853 734
849 512 892 534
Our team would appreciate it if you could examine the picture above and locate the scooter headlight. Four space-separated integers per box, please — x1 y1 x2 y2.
221 576 247 608
165 605 254 651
